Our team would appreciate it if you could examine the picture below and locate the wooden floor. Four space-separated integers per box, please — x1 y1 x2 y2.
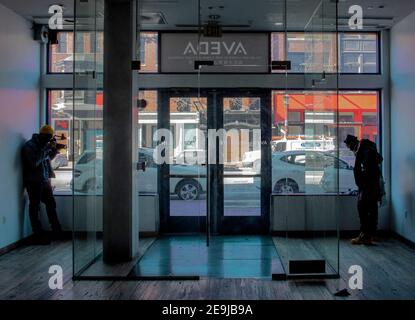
0 237 415 300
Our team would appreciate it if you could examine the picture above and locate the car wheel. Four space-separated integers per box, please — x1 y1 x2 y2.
274 179 299 194
176 180 200 201
83 178 96 192
253 160 261 173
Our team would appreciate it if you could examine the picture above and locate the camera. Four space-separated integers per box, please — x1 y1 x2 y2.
49 134 67 150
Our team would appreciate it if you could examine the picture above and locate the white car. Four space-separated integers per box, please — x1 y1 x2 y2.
326 148 356 168
320 164 357 194
72 148 207 200
175 149 206 165
72 150 102 191
244 139 336 173
51 153 69 169
271 150 356 193
242 150 261 172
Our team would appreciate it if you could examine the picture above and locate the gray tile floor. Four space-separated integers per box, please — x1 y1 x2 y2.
128 235 285 279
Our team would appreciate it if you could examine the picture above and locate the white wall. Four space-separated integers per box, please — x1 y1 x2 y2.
390 11 415 243
0 4 40 249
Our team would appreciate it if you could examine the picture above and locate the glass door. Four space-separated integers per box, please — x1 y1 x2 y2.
158 90 271 236
214 91 271 234
158 89 208 234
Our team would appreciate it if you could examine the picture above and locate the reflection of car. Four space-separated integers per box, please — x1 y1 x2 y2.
326 149 355 168
242 150 261 171
72 150 103 192
272 150 355 193
271 139 335 153
244 139 336 173
73 148 207 200
320 164 357 194
51 153 69 169
140 147 207 200
175 149 206 165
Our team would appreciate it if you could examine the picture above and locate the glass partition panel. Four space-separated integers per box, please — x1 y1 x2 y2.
72 0 104 277
131 0 207 278
273 0 340 278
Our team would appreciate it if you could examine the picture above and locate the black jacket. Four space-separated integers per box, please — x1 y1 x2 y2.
21 134 57 185
353 139 383 201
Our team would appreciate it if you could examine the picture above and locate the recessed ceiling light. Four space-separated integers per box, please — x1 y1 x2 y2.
274 22 283 26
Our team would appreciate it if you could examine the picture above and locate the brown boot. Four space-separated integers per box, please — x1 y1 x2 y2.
351 233 372 245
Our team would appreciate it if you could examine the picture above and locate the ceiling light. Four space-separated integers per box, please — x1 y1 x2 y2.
274 22 283 26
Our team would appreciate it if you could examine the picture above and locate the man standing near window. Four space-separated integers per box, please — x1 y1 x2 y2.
21 125 63 245
344 134 383 245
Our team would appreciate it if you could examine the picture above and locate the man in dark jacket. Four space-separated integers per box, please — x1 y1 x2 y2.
344 134 383 245
22 125 62 244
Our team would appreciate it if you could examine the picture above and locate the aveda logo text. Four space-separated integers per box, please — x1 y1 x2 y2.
183 41 248 56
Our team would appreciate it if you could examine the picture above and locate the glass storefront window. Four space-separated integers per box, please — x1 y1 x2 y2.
140 32 159 72
272 32 337 73
49 32 73 73
339 33 379 73
48 89 103 194
49 31 157 73
49 31 378 75
49 89 160 195
271 32 379 74
272 90 379 194
49 31 104 73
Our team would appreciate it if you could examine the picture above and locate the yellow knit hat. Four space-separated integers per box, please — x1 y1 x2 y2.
39 125 54 135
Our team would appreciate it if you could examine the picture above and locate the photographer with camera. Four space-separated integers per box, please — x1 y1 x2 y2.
21 125 65 245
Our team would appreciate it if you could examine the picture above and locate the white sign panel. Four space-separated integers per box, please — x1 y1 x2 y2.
161 33 269 73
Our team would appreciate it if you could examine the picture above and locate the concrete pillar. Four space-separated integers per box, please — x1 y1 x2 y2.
103 0 138 262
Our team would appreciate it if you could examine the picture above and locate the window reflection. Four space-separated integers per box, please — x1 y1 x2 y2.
272 90 379 194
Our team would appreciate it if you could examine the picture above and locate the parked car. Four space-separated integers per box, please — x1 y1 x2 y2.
72 150 102 192
72 148 207 200
244 139 337 173
326 148 356 168
320 162 357 194
271 150 356 193
242 150 261 172
51 153 69 169
271 139 335 153
175 149 206 165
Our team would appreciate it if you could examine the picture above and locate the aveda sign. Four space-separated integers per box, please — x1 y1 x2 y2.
161 33 268 73
183 41 248 56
